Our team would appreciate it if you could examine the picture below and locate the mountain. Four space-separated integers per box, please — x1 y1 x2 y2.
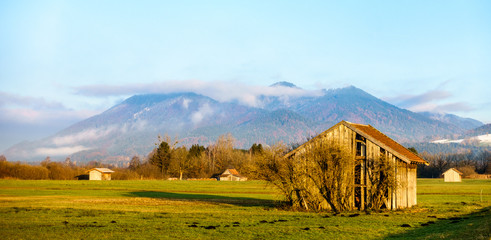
269 81 299 88
424 123 491 151
3 83 479 163
419 112 483 130
462 124 491 137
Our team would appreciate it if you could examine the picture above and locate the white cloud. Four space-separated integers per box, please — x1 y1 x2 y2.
52 126 117 146
182 98 192 109
74 80 324 108
0 91 98 125
191 103 214 125
0 91 65 109
0 107 97 125
123 120 148 132
385 86 474 114
35 145 90 156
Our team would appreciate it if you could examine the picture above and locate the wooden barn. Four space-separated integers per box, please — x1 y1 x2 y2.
219 169 247 181
443 168 463 182
285 120 428 210
87 168 114 180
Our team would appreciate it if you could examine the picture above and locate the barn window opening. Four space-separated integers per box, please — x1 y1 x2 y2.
356 134 366 141
356 142 366 157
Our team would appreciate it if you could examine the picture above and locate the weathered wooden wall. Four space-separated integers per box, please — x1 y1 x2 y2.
444 170 462 182
89 171 102 180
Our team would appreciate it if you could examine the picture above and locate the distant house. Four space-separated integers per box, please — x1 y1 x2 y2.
443 168 463 182
219 169 247 181
87 168 114 180
285 120 428 210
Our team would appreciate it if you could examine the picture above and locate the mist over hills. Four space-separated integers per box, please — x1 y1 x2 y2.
3 83 483 163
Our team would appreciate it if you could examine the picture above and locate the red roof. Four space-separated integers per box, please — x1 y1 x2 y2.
221 169 241 177
345 122 427 165
87 168 114 173
285 121 428 165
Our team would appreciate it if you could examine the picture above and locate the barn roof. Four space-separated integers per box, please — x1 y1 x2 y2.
443 168 463 175
220 169 241 177
87 168 114 173
344 121 428 165
285 120 428 165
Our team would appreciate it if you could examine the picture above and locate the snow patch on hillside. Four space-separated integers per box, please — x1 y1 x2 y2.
477 134 491 143
432 139 464 144
133 107 150 119
432 134 491 145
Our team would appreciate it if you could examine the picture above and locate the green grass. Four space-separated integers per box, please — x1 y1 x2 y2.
0 179 490 239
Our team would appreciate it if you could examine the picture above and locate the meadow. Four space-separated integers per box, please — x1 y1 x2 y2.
0 179 489 239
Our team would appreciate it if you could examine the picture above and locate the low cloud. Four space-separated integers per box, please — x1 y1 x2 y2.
52 126 117 146
0 91 65 109
386 89 473 113
191 103 214 125
182 98 192 109
74 80 324 108
0 107 97 125
0 91 98 125
432 102 474 113
386 90 451 109
35 145 90 156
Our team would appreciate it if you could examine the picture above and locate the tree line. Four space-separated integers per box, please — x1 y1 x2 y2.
416 149 491 178
1 135 490 181
0 156 92 180
0 134 260 180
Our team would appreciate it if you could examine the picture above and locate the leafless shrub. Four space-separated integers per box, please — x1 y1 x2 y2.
365 154 396 210
254 141 356 212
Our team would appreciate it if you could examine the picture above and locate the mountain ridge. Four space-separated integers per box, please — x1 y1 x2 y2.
3 83 482 163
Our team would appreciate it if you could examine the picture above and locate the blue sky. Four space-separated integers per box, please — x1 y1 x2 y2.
1 0 490 152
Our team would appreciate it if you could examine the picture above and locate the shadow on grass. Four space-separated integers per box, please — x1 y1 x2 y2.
384 206 491 239
126 191 277 207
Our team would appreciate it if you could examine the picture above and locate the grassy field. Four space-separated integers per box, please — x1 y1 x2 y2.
0 179 489 239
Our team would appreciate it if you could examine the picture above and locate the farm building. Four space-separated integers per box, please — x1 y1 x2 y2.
443 168 463 182
87 168 114 180
285 120 428 210
219 169 247 181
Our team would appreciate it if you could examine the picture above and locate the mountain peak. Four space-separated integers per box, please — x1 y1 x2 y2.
270 81 299 88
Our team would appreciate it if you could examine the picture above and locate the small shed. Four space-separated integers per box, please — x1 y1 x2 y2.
219 169 247 181
443 168 462 182
87 168 114 180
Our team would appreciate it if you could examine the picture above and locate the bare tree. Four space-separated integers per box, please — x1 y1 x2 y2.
208 133 235 173
170 146 189 180
305 141 355 212
365 154 396 210
255 141 398 212
253 142 300 206
129 156 141 171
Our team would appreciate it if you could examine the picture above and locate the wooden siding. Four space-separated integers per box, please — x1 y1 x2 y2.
88 170 112 180
89 170 101 180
